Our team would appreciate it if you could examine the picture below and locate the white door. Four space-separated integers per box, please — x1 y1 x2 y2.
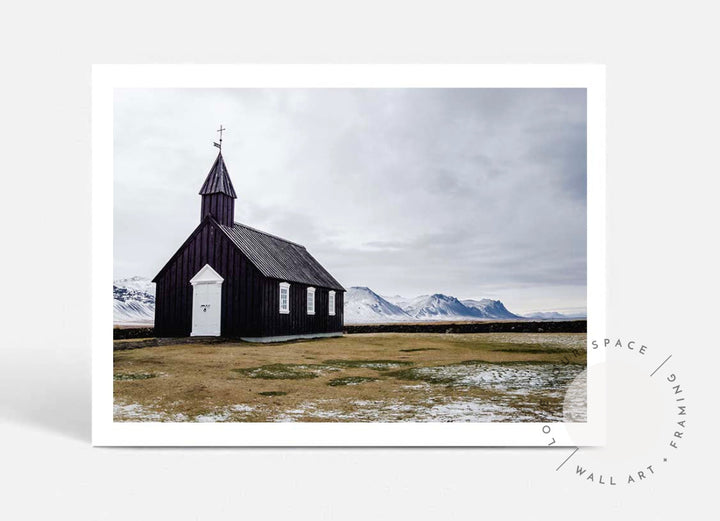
190 264 224 337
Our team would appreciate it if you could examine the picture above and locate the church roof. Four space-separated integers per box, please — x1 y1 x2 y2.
199 152 237 198
219 222 345 291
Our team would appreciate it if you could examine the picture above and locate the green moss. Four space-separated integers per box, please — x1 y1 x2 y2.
232 363 328 380
385 367 456 384
324 359 414 371
489 347 578 354
327 376 379 387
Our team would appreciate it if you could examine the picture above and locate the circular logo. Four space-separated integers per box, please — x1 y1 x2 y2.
547 338 688 486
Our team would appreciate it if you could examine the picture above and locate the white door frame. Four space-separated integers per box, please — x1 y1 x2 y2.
190 264 224 337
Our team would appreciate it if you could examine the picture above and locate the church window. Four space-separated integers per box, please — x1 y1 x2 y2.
328 291 336 316
279 282 290 314
307 287 315 315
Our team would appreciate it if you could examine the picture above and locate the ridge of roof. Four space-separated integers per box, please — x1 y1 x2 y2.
227 221 305 249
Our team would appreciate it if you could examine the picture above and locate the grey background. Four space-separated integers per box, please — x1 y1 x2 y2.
115 88 586 314
1 1 717 520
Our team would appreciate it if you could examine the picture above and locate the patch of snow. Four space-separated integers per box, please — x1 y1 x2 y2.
271 398 536 423
562 369 587 422
113 402 188 422
194 405 255 423
420 400 533 422
407 362 583 396
114 402 255 423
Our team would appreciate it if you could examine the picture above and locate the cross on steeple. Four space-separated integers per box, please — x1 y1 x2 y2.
213 125 227 150
200 137 237 226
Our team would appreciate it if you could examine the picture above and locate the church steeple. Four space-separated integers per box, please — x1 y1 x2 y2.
199 150 237 227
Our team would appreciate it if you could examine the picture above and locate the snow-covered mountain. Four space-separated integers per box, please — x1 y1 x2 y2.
524 311 587 320
461 298 520 320
114 276 155 325
402 294 477 321
382 294 414 309
348 290 520 323
344 287 412 324
115 276 155 295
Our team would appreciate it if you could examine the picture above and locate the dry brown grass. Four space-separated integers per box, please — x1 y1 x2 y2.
113 332 586 422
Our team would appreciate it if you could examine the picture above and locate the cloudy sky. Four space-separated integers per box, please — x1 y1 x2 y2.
114 88 586 315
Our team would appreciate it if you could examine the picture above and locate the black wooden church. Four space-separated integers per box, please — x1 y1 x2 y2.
152 139 345 341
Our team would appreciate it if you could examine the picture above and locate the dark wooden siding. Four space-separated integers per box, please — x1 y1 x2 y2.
154 219 345 338
154 220 265 338
259 279 344 337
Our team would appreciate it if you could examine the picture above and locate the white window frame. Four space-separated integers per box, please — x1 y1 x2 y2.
279 282 290 314
328 290 336 316
306 287 316 315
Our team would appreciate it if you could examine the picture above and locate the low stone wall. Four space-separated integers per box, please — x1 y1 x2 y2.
112 320 587 345
113 336 230 351
114 327 154 340
344 320 586 335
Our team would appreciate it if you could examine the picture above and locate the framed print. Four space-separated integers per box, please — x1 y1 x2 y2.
92 64 605 446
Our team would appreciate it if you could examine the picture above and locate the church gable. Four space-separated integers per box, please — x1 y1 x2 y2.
151 217 216 283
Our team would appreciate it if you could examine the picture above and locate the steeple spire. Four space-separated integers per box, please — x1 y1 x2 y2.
199 152 237 198
199 135 237 226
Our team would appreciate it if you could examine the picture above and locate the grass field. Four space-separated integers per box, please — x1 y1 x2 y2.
113 332 586 422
